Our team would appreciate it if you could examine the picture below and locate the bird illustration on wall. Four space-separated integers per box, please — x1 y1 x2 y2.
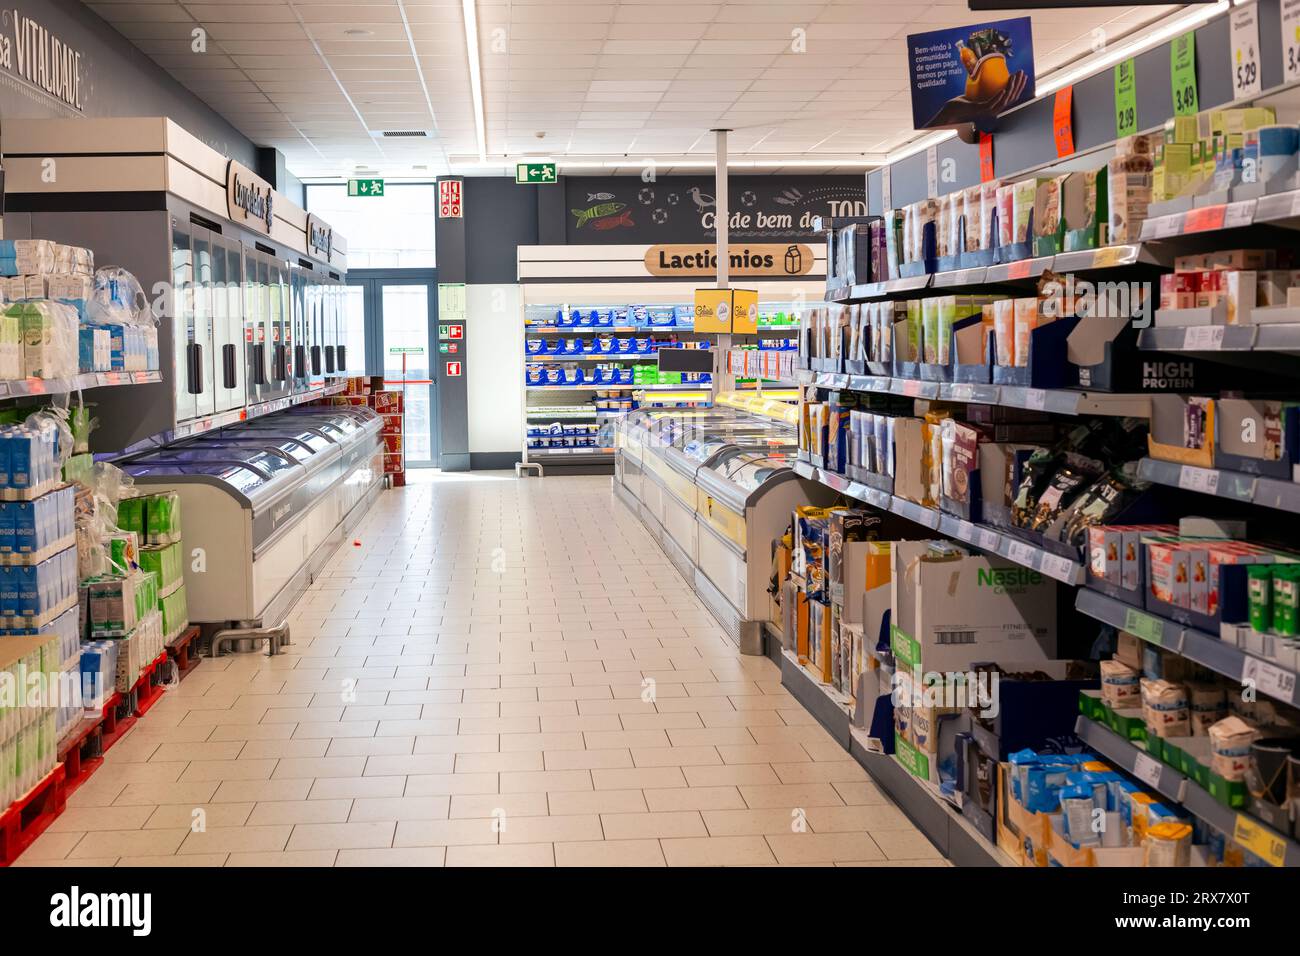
687 186 715 211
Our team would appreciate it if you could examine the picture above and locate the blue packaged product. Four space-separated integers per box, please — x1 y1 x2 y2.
647 306 675 327
611 307 629 324
0 503 12 553
615 338 633 353
8 432 32 489
12 500 34 554
525 367 543 386
1065 770 1109 809
1024 762 1073 813
577 311 595 327
1060 783 1101 847
16 565 37 617
79 327 97 372
559 310 579 328
593 309 613 327
0 565 13 616
543 367 562 385
673 304 694 323
630 306 649 324
525 338 545 355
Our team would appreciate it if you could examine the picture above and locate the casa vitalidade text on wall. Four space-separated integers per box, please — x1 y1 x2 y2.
0 10 84 111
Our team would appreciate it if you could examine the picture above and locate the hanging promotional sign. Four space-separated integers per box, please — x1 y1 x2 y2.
692 288 759 334
1229 3 1262 100
644 243 815 278
226 160 275 236
906 17 1035 131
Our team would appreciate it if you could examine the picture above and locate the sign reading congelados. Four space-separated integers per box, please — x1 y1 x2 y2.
645 243 815 278
226 160 276 236
0 9 84 111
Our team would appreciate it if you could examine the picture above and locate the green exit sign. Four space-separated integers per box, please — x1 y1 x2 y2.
516 163 557 184
348 178 385 197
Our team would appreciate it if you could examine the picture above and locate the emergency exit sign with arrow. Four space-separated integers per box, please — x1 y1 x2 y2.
516 163 557 184
348 178 384 197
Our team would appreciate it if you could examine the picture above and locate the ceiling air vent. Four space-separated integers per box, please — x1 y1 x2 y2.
377 130 430 138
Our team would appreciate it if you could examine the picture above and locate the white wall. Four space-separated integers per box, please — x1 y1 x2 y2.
467 283 524 455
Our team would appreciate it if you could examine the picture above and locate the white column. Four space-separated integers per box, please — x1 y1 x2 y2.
714 129 730 288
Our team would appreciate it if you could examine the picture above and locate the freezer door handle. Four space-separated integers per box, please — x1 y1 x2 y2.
295 345 308 379
222 343 237 389
324 345 336 374
253 344 267 385
337 345 347 370
274 343 288 381
311 345 322 376
187 343 203 394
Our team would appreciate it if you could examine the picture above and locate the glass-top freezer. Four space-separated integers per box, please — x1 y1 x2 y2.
120 461 271 498
707 446 797 496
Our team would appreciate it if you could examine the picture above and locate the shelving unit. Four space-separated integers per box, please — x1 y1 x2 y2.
521 298 798 473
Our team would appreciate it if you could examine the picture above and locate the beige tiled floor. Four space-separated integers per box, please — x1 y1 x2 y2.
19 471 944 868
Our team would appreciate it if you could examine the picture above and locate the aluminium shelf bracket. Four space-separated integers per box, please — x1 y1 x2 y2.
516 461 544 478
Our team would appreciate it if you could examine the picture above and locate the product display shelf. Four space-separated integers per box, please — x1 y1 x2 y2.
1138 191 1300 243
828 244 1162 304
793 458 1085 584
802 370 1151 418
1075 716 1300 868
0 370 162 400
526 405 599 420
1134 456 1300 515
1075 588 1300 709
525 353 658 363
772 637 1011 866
1139 324 1300 355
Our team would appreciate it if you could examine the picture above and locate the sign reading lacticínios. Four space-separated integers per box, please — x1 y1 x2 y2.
0 9 84 111
645 243 814 278
226 160 275 236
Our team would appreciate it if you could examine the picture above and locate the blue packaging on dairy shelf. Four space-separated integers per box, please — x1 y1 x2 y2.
673 304 694 323
646 306 675 327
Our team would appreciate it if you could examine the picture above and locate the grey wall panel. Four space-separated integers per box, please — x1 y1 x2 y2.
1 0 257 168
465 177 539 284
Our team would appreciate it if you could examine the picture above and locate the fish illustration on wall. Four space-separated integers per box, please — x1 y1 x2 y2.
571 202 626 227
587 192 615 202
591 209 633 230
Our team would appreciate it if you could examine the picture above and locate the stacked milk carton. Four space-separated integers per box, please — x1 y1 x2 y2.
0 242 159 379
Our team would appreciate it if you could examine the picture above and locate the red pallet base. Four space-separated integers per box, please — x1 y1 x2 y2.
99 692 136 753
132 653 169 718
57 712 108 800
0 764 67 866
166 625 202 681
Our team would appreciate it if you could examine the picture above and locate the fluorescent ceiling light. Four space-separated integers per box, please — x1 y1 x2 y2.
1036 0 1228 96
462 0 487 163
886 130 956 165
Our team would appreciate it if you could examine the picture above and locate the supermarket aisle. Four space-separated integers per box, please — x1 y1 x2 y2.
18 473 941 867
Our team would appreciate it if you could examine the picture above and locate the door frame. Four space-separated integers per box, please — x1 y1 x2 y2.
347 269 440 468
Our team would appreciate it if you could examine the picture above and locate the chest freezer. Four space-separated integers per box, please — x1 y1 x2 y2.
118 406 383 628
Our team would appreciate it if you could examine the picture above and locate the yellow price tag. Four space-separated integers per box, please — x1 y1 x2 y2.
1232 813 1286 867
1094 246 1125 269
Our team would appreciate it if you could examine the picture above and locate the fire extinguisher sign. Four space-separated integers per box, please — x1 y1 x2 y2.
438 180 463 218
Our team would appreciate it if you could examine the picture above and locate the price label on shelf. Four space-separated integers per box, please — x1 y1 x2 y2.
1115 58 1138 138
1230 4 1263 99
1093 246 1126 269
1183 325 1225 350
1284 0 1300 83
978 529 1000 553
1023 388 1047 411
1178 465 1221 495
1242 656 1298 703
1124 607 1165 645
1224 199 1255 230
954 519 976 541
1041 554 1076 582
1007 541 1035 567
1007 259 1033 281
1153 215 1183 239
1171 31 1199 116
1233 814 1287 867
1185 205 1226 234
902 379 922 397
1133 751 1165 789
25 378 45 395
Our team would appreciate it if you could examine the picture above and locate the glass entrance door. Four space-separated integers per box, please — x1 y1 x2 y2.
346 272 439 468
